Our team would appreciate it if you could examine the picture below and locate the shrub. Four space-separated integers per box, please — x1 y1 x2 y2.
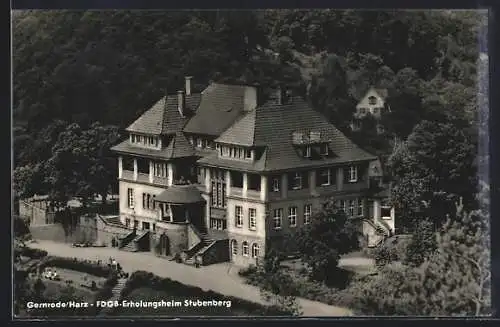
16 247 48 259
121 271 294 316
39 256 113 277
373 235 411 267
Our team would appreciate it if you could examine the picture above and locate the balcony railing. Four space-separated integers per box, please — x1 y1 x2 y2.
137 173 149 183
122 170 134 180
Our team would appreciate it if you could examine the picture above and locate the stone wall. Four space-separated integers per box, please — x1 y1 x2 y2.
228 233 264 267
20 200 55 226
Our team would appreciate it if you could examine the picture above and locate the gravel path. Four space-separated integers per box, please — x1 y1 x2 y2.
29 240 353 317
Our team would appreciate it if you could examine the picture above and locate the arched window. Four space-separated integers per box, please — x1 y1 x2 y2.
251 243 260 258
242 241 249 257
368 96 377 105
231 240 238 256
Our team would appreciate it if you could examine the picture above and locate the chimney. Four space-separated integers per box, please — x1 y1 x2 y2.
185 76 192 96
243 86 258 111
177 90 185 117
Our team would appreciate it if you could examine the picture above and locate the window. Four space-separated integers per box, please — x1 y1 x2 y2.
242 241 249 257
359 107 366 114
288 207 297 227
348 200 355 217
304 204 312 224
154 162 167 177
142 193 155 210
210 218 226 230
338 200 346 213
319 168 331 186
272 178 280 192
197 138 203 148
368 96 377 105
133 220 139 229
125 218 130 227
152 223 156 231
127 188 134 208
246 149 252 159
249 208 257 230
131 134 136 143
235 206 243 227
142 222 150 230
305 146 311 158
231 240 238 255
357 198 364 216
372 107 379 115
252 243 260 258
349 166 358 182
292 172 302 190
320 144 329 156
273 209 282 229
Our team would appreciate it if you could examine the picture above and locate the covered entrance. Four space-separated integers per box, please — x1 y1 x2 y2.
154 184 207 233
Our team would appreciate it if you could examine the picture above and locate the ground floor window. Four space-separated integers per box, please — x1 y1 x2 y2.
242 241 249 257
209 218 227 230
251 243 260 258
142 222 150 230
133 220 139 229
125 218 130 227
231 239 238 255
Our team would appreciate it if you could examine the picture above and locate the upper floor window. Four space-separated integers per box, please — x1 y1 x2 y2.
153 162 167 178
318 168 332 186
288 207 297 227
357 198 364 216
220 145 252 160
348 199 355 217
127 188 134 208
372 108 379 115
272 177 280 192
248 208 257 230
304 204 312 224
131 134 159 149
235 205 243 227
273 209 282 229
290 172 302 190
368 96 377 105
320 144 329 156
359 107 367 114
305 146 312 158
349 166 358 182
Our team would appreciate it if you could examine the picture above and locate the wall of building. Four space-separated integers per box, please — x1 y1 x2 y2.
95 216 131 247
119 180 166 227
229 233 264 267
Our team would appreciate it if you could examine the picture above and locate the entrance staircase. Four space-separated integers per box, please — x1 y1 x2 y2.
184 231 216 265
120 231 149 252
364 218 392 247
98 277 128 316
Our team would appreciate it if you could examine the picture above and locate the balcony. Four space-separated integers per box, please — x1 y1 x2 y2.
137 173 149 183
122 170 134 180
153 176 168 186
229 187 261 201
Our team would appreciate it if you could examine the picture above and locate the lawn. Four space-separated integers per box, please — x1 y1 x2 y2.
44 267 107 290
115 287 250 317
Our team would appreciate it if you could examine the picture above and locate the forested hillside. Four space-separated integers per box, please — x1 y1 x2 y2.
13 9 487 205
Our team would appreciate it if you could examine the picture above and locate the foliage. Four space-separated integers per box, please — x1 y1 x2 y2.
349 205 491 316
43 122 121 205
14 216 31 238
121 270 296 316
388 120 477 230
38 256 114 278
291 199 359 284
15 247 48 259
372 235 412 267
404 219 437 267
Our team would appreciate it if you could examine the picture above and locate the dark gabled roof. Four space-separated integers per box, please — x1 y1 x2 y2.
183 83 250 136
126 93 201 135
155 184 205 204
111 131 195 160
215 110 256 146
202 96 376 172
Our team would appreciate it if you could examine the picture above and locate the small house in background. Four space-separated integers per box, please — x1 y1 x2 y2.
351 87 390 134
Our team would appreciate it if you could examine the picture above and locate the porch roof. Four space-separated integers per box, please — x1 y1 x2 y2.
155 184 205 205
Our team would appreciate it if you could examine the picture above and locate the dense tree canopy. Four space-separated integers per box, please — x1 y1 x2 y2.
13 10 485 210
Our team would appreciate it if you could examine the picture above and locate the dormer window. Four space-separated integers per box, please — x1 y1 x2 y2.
189 137 194 145
245 149 252 159
319 168 331 186
197 138 203 148
272 178 280 192
368 96 377 105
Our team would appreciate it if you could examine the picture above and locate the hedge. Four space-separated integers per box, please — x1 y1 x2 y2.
39 256 113 278
120 271 293 316
15 247 48 259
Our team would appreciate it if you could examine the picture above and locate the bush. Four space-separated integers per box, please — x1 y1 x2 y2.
39 256 113 278
121 271 293 316
16 247 48 259
373 235 411 267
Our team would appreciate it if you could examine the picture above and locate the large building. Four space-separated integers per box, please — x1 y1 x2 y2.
105 77 395 267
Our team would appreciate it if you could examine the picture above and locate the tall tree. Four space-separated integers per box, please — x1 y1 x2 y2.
292 199 359 283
